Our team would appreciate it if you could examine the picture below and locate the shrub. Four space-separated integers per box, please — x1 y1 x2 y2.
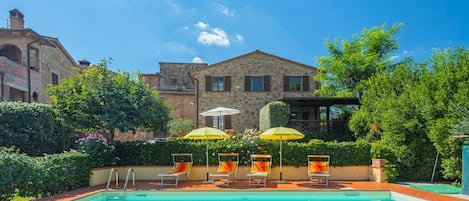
114 134 371 167
0 102 62 156
259 101 290 130
76 134 116 168
0 147 91 199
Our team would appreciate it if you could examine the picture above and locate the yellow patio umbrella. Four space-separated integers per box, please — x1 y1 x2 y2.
183 127 230 184
260 126 304 183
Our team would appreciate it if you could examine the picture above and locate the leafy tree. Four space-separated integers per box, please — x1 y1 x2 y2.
315 23 402 98
350 60 436 180
350 47 469 181
48 60 171 140
422 47 469 181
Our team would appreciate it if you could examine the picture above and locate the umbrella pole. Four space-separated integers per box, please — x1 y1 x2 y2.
202 143 212 184
277 140 287 183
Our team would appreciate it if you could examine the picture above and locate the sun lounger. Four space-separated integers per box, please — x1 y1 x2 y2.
247 154 271 187
308 155 330 187
158 153 193 187
209 153 239 186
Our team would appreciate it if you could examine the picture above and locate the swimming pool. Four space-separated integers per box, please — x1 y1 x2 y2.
73 190 426 201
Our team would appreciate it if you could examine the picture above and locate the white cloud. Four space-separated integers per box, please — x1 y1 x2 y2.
195 21 209 29
216 4 235 16
389 56 400 61
402 50 415 54
235 34 244 43
198 28 230 47
192 57 205 63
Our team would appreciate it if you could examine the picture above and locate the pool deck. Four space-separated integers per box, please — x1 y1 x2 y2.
35 180 469 201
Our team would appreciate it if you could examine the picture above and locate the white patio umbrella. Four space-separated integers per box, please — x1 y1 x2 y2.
200 107 240 130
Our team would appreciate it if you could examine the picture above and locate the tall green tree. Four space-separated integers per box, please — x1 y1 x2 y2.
48 60 171 140
315 23 402 98
421 47 469 181
350 47 469 181
350 60 436 180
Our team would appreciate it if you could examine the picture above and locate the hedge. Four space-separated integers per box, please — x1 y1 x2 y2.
0 102 63 156
0 148 91 200
114 138 371 167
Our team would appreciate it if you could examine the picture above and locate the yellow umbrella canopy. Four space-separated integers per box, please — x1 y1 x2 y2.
183 127 229 183
260 127 305 140
259 126 304 183
183 127 230 140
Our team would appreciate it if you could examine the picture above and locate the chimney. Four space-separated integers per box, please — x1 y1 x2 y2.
9 9 24 29
78 59 91 69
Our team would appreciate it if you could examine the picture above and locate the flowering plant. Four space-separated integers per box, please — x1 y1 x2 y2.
76 134 117 167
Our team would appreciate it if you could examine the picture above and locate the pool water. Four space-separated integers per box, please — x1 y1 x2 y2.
73 190 426 201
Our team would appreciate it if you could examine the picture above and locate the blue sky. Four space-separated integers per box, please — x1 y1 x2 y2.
1 0 468 73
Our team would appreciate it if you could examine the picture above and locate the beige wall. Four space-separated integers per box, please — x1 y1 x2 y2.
90 165 381 186
159 91 197 124
0 32 76 103
193 51 318 131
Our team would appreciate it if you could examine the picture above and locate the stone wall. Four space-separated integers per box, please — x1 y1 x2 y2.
159 62 207 92
193 51 318 131
0 31 76 103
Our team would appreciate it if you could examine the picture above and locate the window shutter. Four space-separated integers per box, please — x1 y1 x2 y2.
264 76 271 91
224 115 232 129
224 76 231 91
206 116 213 127
302 76 310 92
283 76 289 92
206 76 211 91
245 76 251 91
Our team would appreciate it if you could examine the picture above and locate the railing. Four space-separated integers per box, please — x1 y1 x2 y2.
105 168 119 191
287 120 348 135
123 168 135 191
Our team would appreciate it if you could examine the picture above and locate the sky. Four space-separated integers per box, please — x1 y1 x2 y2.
1 0 468 74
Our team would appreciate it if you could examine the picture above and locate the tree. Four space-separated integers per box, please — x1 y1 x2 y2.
48 60 171 140
350 47 469 181
350 60 436 180
315 23 402 98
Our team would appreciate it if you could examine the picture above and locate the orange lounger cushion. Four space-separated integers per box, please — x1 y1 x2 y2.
309 162 328 174
219 161 237 174
169 162 191 174
251 161 270 174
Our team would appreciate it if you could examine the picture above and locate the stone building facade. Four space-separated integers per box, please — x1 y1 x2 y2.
191 50 318 131
0 9 77 103
142 62 207 123
142 50 319 132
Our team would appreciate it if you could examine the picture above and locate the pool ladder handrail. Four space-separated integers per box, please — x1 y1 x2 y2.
105 168 119 191
123 168 135 191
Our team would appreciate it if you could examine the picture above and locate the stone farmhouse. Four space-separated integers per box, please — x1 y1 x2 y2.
0 9 85 103
141 50 357 133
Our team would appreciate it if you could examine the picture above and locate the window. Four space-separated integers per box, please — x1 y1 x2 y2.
206 115 232 130
212 116 224 130
10 87 25 102
289 76 302 91
205 76 231 92
283 76 310 92
30 47 39 69
212 77 224 91
251 77 263 91
245 76 271 92
51 72 59 85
